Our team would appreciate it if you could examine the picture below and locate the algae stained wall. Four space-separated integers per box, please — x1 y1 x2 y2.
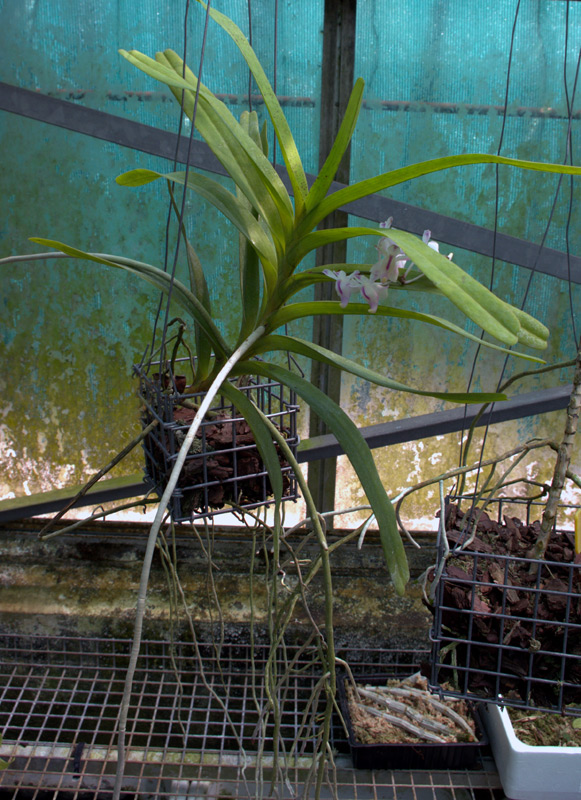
1 0 580 526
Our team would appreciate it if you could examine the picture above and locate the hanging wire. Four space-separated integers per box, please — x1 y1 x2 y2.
455 0 521 477
248 1 253 112
563 0 579 345
459 1 581 506
272 0 278 169
142 1 193 371
144 0 213 376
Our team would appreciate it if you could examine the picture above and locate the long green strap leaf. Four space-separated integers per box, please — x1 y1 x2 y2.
157 50 293 246
160 49 293 216
193 0 309 216
232 360 410 595
301 152 581 231
121 47 294 245
237 112 264 343
507 305 549 350
119 49 193 89
185 240 213 380
117 169 278 291
165 179 214 381
250 334 508 404
29 238 230 358
384 228 541 348
306 78 364 212
287 226 522 347
265 301 544 363
219 382 283 503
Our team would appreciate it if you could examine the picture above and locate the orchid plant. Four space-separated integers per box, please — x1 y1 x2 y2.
25 1 581 595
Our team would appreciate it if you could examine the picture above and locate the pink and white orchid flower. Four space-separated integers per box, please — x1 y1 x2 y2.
322 269 361 308
323 222 454 315
422 229 453 260
358 275 388 313
398 229 454 282
371 242 407 285
371 217 407 285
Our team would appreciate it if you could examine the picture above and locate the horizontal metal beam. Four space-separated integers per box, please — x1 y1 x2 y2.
0 474 149 524
14 86 581 120
1 81 580 282
0 81 226 175
299 384 572 461
0 384 570 524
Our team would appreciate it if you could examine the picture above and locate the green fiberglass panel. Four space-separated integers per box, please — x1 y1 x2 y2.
0 1 323 500
1 0 323 172
0 113 315 499
337 0 581 519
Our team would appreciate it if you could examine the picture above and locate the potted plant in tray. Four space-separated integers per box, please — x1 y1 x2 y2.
336 670 488 771
5 3 581 796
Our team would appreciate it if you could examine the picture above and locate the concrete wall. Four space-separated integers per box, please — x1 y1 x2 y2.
0 519 435 652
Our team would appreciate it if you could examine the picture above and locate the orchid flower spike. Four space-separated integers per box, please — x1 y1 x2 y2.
371 244 406 285
372 221 407 285
324 220 455 315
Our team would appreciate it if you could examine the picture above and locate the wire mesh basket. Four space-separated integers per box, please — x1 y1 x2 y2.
135 358 299 522
429 495 581 715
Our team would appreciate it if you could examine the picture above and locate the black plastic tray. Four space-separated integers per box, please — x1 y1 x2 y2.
337 674 487 770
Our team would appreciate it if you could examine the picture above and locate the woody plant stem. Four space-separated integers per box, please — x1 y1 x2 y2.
535 336 581 558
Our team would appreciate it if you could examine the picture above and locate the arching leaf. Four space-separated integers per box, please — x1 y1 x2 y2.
192 0 309 215
249 334 508 404
29 238 230 357
157 49 294 244
116 169 278 292
286 226 522 347
300 153 581 232
232 360 410 595
306 78 364 211
265 302 544 363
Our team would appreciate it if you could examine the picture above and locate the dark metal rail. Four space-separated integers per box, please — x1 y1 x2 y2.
0 384 571 523
1 81 580 282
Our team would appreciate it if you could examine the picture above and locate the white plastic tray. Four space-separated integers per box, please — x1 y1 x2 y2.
481 703 581 800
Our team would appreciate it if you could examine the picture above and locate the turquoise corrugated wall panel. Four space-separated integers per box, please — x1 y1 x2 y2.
338 0 581 520
0 1 323 498
1 0 322 170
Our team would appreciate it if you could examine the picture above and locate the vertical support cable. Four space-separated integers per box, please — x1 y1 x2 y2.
307 0 357 519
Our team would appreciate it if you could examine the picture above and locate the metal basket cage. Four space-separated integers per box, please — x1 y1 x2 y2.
429 495 581 715
135 358 300 522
